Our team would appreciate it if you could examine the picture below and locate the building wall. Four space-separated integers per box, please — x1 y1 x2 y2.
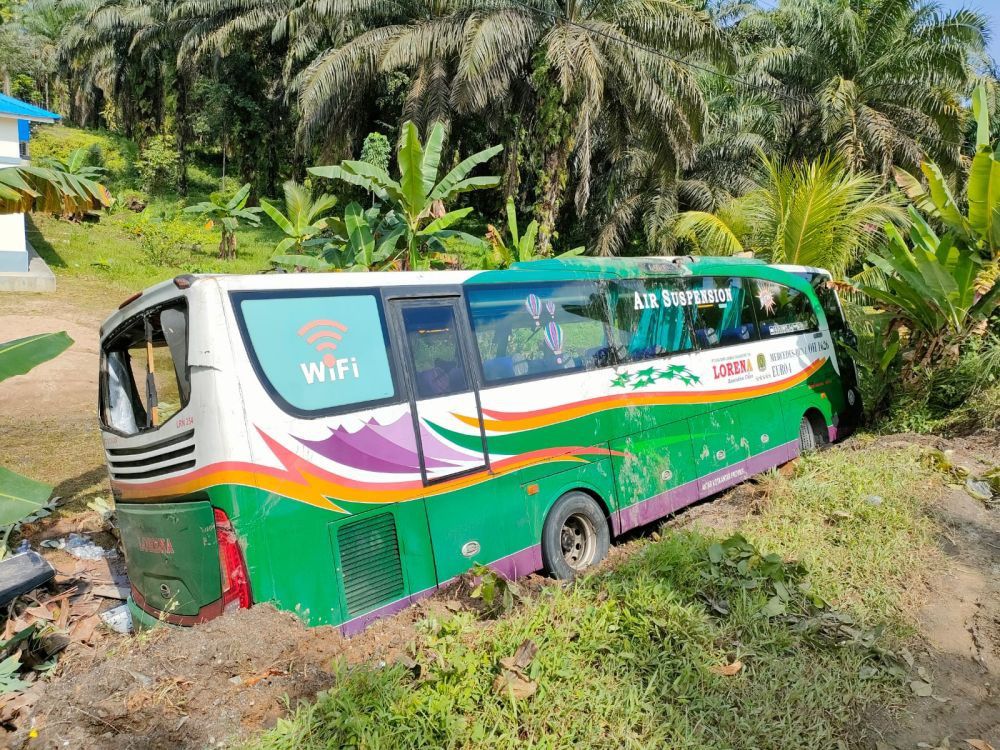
0 116 28 271
0 118 20 159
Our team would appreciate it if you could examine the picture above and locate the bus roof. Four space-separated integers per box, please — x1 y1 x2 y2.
101 256 828 338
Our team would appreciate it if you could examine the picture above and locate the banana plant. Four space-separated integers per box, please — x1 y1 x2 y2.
260 180 337 259
271 202 406 272
0 165 111 215
183 183 262 260
0 333 74 551
309 121 500 269
856 209 1000 368
37 147 107 182
483 197 585 268
894 83 1000 259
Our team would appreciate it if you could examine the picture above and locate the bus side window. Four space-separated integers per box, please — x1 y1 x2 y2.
400 304 470 399
609 279 695 362
751 280 819 338
685 276 758 349
467 282 611 384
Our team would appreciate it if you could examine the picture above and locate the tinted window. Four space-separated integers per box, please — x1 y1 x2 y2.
609 278 695 362
809 276 844 331
400 304 470 399
467 282 611 384
237 292 396 412
751 280 818 338
685 276 758 349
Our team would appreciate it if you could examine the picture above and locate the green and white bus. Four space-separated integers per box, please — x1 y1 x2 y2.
98 257 861 633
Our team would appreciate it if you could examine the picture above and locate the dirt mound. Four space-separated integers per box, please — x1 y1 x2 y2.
19 601 434 749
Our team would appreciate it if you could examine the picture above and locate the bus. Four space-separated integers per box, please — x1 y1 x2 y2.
97 256 862 634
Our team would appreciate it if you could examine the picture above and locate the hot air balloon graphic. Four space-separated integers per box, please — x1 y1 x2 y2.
544 321 565 364
545 300 556 318
525 293 542 327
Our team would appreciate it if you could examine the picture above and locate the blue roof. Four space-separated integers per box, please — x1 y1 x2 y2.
0 94 59 122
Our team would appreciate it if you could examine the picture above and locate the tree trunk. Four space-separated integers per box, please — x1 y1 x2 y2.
176 73 190 196
533 141 571 257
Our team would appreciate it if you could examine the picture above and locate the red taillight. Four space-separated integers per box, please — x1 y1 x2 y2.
213 508 252 611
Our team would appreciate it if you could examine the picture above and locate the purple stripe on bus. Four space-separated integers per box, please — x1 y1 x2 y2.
616 440 798 534
340 595 416 637
488 544 543 580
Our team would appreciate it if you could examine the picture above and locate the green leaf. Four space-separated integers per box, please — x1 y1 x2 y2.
398 121 427 216
421 122 446 197
419 207 474 235
920 162 968 237
967 149 1000 254
0 332 73 383
0 466 52 527
506 197 519 247
309 165 388 202
429 144 502 201
973 83 991 151
345 202 375 266
260 199 293 236
225 183 252 211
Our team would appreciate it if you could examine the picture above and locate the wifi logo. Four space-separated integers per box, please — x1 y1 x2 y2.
298 319 349 367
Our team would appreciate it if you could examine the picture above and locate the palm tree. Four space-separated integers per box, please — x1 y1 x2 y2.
673 152 906 277
289 0 730 252
736 0 988 176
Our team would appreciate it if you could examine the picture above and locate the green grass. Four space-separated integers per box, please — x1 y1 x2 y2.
246 445 942 750
27 208 285 294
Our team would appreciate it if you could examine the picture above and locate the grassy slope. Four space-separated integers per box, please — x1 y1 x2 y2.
248 445 941 750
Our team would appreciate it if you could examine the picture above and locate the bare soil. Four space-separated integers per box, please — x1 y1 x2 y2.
2 282 999 748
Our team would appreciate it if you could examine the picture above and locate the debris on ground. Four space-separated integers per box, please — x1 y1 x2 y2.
98 605 131 634
0 553 54 607
39 534 117 560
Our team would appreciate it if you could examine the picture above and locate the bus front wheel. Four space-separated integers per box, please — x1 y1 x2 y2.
798 414 824 453
541 492 610 580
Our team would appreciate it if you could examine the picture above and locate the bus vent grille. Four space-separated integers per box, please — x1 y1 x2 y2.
337 513 404 619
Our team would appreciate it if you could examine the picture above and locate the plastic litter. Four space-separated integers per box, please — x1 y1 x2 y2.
40 534 118 560
966 479 994 502
865 495 883 506
100 604 132 634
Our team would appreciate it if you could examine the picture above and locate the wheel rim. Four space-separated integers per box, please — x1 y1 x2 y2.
560 513 598 571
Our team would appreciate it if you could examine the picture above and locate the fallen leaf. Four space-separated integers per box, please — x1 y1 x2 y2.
70 614 100 644
909 679 933 697
499 639 538 673
710 660 743 676
493 669 537 700
966 741 995 750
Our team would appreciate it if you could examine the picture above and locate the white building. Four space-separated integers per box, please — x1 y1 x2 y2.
0 93 59 276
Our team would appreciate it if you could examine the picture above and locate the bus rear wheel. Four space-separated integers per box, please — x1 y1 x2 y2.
542 492 610 580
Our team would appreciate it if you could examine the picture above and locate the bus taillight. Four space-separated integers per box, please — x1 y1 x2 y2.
213 508 252 611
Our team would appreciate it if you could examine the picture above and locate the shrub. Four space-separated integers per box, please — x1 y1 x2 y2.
125 215 201 267
135 135 180 193
28 124 136 179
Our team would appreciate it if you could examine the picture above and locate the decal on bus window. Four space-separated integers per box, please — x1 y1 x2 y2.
240 294 395 411
633 287 734 310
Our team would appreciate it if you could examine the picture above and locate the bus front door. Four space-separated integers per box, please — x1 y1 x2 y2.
389 297 497 582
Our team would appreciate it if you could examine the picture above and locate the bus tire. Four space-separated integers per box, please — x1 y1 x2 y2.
541 492 610 580
798 414 823 453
